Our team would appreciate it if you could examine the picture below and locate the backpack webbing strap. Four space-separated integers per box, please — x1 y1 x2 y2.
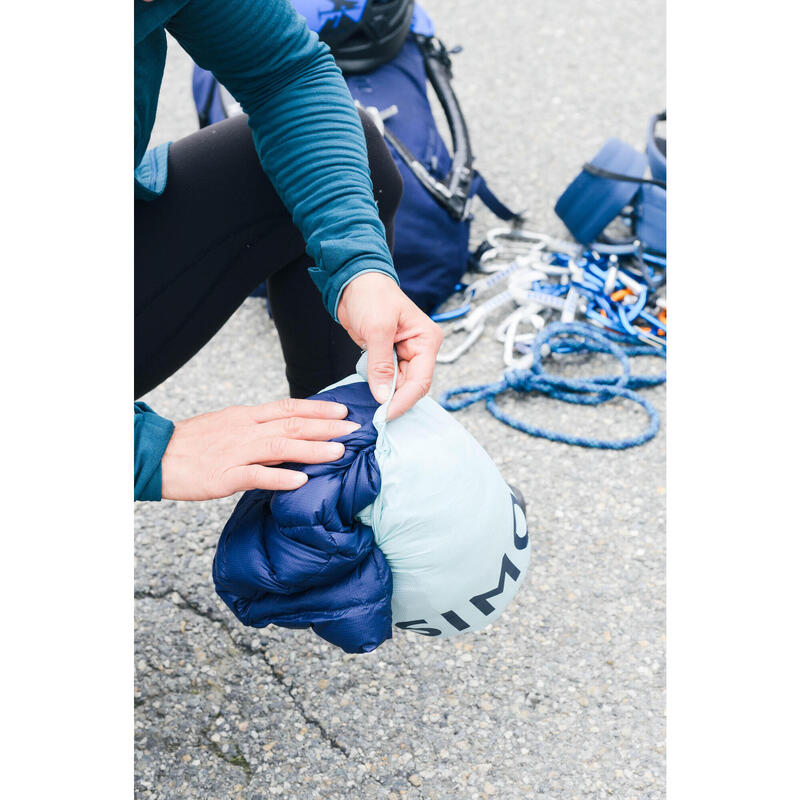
473 173 521 222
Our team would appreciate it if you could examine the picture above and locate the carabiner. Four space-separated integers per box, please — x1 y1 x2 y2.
496 304 545 369
486 227 552 252
437 320 488 363
436 290 515 363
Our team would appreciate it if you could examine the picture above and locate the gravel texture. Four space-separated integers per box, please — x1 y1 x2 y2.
136 1 665 797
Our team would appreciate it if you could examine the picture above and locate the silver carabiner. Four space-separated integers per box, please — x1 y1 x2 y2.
496 304 545 369
436 320 488 364
486 227 550 251
473 228 552 273
436 290 515 363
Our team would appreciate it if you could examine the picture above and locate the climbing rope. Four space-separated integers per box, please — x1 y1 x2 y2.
440 322 665 450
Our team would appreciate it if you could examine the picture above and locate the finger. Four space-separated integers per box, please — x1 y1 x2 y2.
394 357 410 391
250 397 349 423
364 322 397 405
223 465 309 494
259 416 361 442
243 437 346 467
386 344 438 421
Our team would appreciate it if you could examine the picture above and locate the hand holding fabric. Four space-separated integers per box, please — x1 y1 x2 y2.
337 272 443 420
160 399 360 501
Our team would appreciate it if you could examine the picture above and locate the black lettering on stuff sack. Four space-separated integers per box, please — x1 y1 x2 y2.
511 492 528 550
441 610 470 631
396 619 442 637
469 554 521 616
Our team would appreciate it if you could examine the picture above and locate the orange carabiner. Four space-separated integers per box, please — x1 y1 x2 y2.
657 307 666 336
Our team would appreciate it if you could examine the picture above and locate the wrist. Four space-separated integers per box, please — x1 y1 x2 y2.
332 266 400 323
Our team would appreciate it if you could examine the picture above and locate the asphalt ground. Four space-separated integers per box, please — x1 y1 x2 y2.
135 1 666 797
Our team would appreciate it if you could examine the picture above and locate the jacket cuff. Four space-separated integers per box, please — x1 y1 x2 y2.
310 255 399 322
134 402 175 501
134 142 171 201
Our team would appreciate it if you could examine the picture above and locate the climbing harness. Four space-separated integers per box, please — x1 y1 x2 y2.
554 112 667 254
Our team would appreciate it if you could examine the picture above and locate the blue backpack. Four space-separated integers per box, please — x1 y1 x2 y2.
191 2 518 313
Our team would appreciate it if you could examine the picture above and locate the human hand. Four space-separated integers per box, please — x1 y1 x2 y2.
160 398 360 501
337 272 443 420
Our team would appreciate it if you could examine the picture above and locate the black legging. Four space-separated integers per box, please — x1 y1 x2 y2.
134 109 402 400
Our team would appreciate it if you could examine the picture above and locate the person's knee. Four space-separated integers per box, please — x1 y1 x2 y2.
211 113 258 160
357 108 404 223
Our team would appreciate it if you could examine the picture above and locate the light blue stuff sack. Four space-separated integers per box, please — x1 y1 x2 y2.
333 354 531 638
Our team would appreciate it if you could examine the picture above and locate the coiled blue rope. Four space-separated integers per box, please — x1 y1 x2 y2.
439 322 666 450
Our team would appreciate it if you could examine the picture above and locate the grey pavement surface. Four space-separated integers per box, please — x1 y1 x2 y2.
136 1 666 797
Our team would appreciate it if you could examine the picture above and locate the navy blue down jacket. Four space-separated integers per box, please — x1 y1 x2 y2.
212 381 393 654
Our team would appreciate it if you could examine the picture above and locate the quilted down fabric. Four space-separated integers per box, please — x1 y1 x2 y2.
212 381 393 654
214 354 531 654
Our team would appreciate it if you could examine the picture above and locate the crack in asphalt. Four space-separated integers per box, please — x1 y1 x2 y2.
201 717 255 784
260 658 352 760
135 589 354 764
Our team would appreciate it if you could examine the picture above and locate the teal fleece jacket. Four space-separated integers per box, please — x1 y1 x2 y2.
134 0 399 501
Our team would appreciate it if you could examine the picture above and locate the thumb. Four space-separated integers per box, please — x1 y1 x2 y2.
365 327 396 405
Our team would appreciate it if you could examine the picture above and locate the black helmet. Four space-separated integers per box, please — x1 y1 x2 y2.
294 1 415 74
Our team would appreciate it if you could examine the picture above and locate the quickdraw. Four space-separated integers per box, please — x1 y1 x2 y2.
435 224 667 449
435 229 666 366
436 289 516 363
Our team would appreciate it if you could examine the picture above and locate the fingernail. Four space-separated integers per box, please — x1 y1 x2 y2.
373 384 391 404
332 403 348 416
343 421 361 433
326 442 346 458
289 473 308 489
